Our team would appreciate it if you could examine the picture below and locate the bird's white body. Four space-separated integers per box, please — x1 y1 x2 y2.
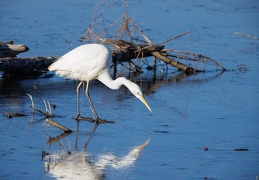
48 44 151 121
49 44 111 82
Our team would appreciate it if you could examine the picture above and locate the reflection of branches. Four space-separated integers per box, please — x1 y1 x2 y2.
135 70 225 96
46 132 71 145
44 119 73 146
74 120 80 151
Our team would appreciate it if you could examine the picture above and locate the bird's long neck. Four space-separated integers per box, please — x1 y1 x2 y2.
97 70 131 90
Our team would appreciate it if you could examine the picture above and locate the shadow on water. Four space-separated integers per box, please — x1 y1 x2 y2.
0 78 29 110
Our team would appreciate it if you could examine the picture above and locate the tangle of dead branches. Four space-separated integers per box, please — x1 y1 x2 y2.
80 1 225 74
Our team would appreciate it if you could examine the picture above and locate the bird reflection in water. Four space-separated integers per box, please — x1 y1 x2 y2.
44 139 149 180
44 122 149 179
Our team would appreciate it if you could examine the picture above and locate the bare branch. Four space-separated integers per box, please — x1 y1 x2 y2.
46 119 72 133
234 32 259 40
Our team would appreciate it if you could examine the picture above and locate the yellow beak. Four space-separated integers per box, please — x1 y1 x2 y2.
139 95 152 112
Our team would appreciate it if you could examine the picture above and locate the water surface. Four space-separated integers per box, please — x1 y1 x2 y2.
0 0 259 179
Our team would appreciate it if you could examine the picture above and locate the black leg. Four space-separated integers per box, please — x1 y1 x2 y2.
74 81 83 119
85 80 99 120
72 81 115 124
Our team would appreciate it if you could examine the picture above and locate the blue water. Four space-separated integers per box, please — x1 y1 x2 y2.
0 0 259 179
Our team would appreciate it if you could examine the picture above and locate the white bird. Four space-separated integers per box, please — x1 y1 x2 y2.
48 44 151 123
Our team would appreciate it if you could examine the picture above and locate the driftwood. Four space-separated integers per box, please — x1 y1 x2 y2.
0 56 56 75
3 112 28 119
0 35 225 75
0 39 224 75
0 41 29 58
0 40 56 75
46 119 73 133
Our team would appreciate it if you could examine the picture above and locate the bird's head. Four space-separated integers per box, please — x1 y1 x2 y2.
127 82 152 112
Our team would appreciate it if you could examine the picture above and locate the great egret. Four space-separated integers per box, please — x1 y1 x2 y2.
48 44 151 123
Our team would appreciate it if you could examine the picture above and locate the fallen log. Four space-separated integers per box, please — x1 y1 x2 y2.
0 56 57 75
105 39 164 63
0 40 224 76
0 41 29 58
0 33 224 75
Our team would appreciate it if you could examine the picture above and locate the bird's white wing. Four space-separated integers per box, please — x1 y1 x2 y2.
48 44 111 81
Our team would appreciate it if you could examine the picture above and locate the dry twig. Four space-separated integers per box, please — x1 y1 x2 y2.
235 32 259 40
27 94 53 117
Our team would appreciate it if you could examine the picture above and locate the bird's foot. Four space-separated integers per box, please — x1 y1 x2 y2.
72 114 94 121
72 114 80 120
72 115 115 124
95 118 115 124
